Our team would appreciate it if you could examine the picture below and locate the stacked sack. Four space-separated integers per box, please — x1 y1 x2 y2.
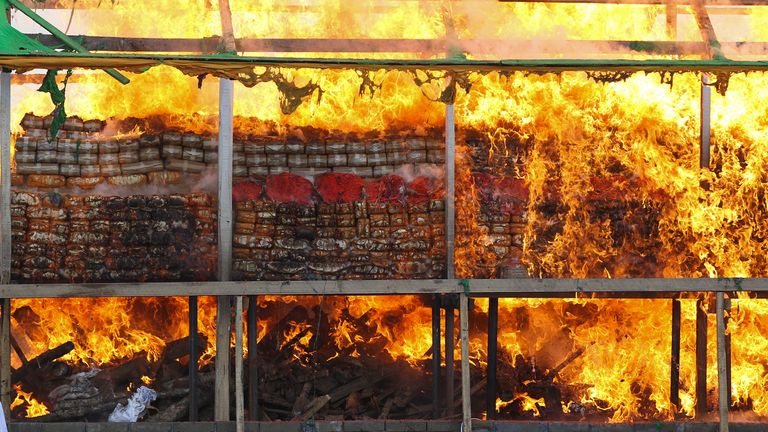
14 114 218 188
232 172 446 280
10 191 217 283
233 137 445 179
463 173 529 279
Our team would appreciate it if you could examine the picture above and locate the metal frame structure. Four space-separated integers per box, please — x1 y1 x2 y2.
1 1 767 431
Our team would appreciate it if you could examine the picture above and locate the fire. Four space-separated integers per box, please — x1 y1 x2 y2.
6 0 768 424
11 385 50 418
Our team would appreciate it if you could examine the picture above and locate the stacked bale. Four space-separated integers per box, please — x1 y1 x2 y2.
233 137 445 179
14 115 218 188
10 191 217 283
232 172 446 280
461 173 529 279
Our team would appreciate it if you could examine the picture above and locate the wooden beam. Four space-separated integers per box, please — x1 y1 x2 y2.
459 293 472 432
0 278 767 299
717 292 729 432
26 34 768 56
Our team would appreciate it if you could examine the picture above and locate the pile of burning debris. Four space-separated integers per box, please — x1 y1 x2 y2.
10 191 217 283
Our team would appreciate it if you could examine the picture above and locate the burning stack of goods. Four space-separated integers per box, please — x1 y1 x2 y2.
232 172 446 280
13 114 218 189
459 134 665 279
232 136 445 179
10 191 217 283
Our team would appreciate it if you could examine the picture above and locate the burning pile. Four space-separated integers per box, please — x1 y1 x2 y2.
232 136 445 179
10 191 217 283
233 172 446 280
13 114 218 189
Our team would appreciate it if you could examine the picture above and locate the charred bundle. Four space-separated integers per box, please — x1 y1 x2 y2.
10 192 217 283
233 137 445 179
526 176 664 278
232 172 446 280
13 115 218 189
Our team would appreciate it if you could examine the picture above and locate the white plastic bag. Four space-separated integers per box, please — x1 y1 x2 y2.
108 386 157 422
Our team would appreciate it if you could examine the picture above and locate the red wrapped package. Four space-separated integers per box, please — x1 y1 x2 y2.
365 175 405 202
494 177 529 202
406 176 443 202
265 172 314 204
470 172 495 201
233 181 263 202
315 173 364 203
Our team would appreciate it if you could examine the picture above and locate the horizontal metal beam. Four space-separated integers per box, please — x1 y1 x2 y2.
6 53 768 74
499 0 767 4
22 34 768 55
0 278 765 299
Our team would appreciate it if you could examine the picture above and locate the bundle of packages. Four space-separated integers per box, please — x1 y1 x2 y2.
232 172 446 280
525 176 665 278
14 115 218 188
233 137 445 180
459 173 529 279
10 191 217 283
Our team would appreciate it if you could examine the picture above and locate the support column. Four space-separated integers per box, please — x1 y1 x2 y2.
431 295 441 419
188 296 199 421
671 298 681 416
445 301 455 417
695 298 708 419
0 70 12 423
695 72 712 421
486 297 498 419
445 102 455 280
460 293 472 432
247 295 259 420
215 77 235 422
717 292 729 432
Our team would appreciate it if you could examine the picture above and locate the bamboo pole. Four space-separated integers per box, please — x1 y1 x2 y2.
216 0 240 429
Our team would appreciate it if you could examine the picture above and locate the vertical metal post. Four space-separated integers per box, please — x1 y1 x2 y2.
695 72 712 421
235 296 244 432
0 71 9 288
695 298 708 419
445 102 455 280
460 293 472 432
247 295 259 420
717 292 729 432
725 297 732 406
0 70 12 424
445 302 455 417
701 74 712 170
215 77 234 422
665 1 677 40
487 297 498 419
671 298 681 416
432 295 441 419
189 296 199 421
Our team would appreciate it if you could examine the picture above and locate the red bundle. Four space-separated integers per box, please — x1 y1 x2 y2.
470 172 495 202
315 173 364 203
266 172 314 204
365 175 405 202
232 181 263 202
406 176 443 202
494 177 529 202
